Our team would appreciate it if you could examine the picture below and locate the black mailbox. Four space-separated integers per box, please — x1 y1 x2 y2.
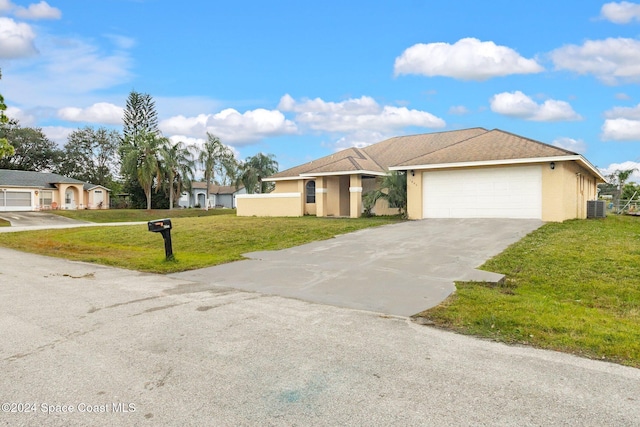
147 218 174 260
148 218 172 232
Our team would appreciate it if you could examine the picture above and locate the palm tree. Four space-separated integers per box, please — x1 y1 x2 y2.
363 171 407 218
241 153 278 194
197 133 234 210
160 140 195 209
122 130 165 210
609 168 638 211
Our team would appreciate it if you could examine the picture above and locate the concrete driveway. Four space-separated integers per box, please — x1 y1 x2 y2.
0 211 89 227
1 246 639 426
171 219 543 316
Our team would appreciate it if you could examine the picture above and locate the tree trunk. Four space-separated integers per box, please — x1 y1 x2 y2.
205 180 210 210
169 172 174 210
146 186 152 210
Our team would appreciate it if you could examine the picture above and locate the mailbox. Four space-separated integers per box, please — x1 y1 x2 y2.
147 218 174 260
148 218 172 232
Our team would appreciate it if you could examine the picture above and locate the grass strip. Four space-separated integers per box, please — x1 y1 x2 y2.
0 215 401 274
415 215 640 367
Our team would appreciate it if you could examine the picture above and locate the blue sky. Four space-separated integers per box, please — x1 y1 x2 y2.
2 0 640 180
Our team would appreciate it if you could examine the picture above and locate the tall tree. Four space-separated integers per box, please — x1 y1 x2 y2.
0 123 62 171
57 126 120 187
197 133 234 210
608 168 638 210
120 90 162 208
160 140 195 209
240 152 278 194
122 131 166 210
0 69 14 159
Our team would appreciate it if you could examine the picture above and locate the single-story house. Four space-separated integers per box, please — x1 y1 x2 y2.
179 182 246 209
0 169 110 212
236 128 606 222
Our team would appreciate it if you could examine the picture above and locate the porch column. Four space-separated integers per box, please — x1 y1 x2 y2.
316 177 327 217
349 174 362 218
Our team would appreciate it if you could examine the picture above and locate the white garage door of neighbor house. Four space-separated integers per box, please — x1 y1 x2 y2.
422 166 542 219
0 191 33 212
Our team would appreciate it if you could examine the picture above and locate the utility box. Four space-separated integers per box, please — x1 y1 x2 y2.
147 218 174 260
587 200 606 219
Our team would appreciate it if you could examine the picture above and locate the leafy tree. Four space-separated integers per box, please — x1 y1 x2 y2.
363 171 408 218
120 90 162 208
197 133 235 209
122 90 158 143
0 69 14 159
0 123 62 171
122 131 166 210
608 168 638 210
622 182 640 201
160 140 195 209
240 152 278 194
56 126 120 187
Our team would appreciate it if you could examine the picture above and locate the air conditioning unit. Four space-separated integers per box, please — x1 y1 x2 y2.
587 200 606 218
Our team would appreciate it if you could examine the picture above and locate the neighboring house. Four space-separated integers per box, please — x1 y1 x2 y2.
179 182 246 209
0 169 110 212
237 128 606 222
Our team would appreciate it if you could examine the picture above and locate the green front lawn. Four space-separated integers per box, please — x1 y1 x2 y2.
50 208 235 223
0 215 401 273
415 215 640 368
0 218 10 227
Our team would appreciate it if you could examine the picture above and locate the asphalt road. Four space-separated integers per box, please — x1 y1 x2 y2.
1 246 639 426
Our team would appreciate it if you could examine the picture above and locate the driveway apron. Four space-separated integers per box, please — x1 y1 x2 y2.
170 218 543 316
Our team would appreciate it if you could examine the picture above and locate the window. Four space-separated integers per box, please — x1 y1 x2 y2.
306 181 316 204
40 191 53 207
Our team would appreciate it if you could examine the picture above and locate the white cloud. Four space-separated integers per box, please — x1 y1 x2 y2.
448 105 469 115
602 118 640 140
0 0 12 12
600 1 640 24
600 161 640 183
602 103 640 140
14 1 61 20
159 108 297 146
332 130 388 151
0 17 37 58
5 106 36 126
552 137 587 154
616 92 631 100
550 38 640 85
3 35 133 108
490 91 582 122
394 38 543 81
57 102 124 125
41 126 74 145
278 94 445 133
604 103 640 119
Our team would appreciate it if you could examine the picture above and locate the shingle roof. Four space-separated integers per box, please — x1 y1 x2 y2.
395 129 576 166
269 128 583 179
191 182 244 194
0 169 90 188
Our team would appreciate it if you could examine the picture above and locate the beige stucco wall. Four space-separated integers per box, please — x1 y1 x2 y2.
236 193 303 217
85 188 110 209
541 161 598 222
273 180 299 193
406 171 423 220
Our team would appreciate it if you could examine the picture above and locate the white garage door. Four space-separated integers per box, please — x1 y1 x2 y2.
423 166 542 219
0 191 33 212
